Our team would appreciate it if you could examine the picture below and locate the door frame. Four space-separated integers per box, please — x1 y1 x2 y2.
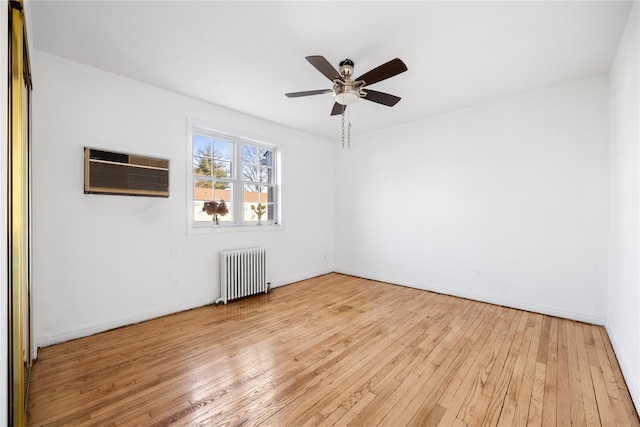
8 1 33 425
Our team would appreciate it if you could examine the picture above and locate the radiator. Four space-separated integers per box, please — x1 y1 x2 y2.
218 248 267 304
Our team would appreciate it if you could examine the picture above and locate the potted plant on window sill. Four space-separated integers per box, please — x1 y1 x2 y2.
203 199 229 225
251 203 266 225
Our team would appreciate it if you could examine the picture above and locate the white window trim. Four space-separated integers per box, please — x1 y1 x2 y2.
186 118 283 234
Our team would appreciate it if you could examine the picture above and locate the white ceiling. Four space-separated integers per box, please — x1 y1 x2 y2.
28 1 634 141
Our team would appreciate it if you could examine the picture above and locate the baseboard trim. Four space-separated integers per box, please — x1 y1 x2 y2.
605 324 640 414
37 267 606 346
37 268 335 348
37 298 214 348
333 268 606 325
269 268 334 289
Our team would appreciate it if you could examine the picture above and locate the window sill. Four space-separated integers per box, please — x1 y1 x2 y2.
188 223 284 235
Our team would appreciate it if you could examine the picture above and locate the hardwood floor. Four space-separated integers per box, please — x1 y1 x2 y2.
27 273 639 426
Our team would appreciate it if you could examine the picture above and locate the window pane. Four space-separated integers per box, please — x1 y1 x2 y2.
247 166 269 183
243 184 273 221
213 180 230 190
242 145 257 164
259 165 271 183
242 145 273 184
242 146 256 182
213 160 231 179
243 183 260 202
194 181 233 222
213 140 232 161
193 134 212 158
260 149 272 167
194 179 232 199
194 179 213 200
243 163 256 183
242 162 271 184
193 156 212 176
213 185 232 203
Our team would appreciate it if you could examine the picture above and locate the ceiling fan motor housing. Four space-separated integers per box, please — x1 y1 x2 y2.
339 59 355 78
334 59 361 105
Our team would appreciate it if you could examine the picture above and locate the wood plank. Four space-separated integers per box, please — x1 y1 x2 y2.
481 311 530 426
556 317 572 426
514 314 543 425
574 321 601 425
458 307 518 425
541 316 558 426
582 324 616 426
599 327 640 426
496 312 536 426
26 273 639 426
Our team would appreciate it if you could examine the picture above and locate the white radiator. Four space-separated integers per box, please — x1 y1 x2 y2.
218 248 267 304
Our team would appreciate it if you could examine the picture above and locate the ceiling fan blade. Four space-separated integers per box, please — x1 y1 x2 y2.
285 89 332 98
356 58 408 87
306 55 343 82
362 89 401 107
331 103 346 116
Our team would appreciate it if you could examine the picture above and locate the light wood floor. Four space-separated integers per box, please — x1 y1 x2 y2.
28 273 639 426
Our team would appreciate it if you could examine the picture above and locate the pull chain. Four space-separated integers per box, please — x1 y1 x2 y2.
341 109 352 149
347 107 351 149
341 111 345 149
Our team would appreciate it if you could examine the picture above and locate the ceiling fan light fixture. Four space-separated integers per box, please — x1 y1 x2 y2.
334 89 359 106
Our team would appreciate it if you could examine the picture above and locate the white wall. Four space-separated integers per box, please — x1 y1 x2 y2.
31 51 335 347
608 1 640 411
335 76 609 324
1 1 10 424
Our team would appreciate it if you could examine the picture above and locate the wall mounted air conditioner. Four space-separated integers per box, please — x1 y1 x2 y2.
84 147 169 197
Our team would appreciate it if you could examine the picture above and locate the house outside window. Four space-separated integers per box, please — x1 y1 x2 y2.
189 122 279 229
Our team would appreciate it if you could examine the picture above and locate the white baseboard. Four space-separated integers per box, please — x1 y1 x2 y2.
333 268 606 325
605 324 640 414
37 268 335 348
37 297 215 348
269 268 334 288
38 267 607 347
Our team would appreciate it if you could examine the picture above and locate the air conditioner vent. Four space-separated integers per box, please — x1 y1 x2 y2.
84 147 169 197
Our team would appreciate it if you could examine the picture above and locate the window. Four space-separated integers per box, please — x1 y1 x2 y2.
190 124 279 228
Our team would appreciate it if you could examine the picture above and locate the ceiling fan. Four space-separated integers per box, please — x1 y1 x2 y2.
285 56 408 116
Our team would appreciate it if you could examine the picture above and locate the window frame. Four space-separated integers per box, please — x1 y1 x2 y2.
187 119 281 233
